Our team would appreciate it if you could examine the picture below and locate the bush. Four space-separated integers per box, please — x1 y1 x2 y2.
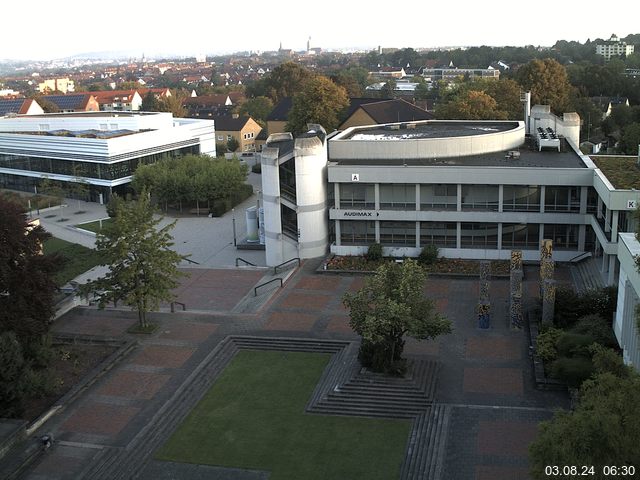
590 344 629 378
551 356 595 388
536 327 563 364
210 184 254 217
366 243 383 262
252 163 262 174
554 286 618 328
418 244 439 266
556 333 597 358
570 314 616 348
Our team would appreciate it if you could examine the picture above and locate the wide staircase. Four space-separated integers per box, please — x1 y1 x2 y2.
570 256 606 292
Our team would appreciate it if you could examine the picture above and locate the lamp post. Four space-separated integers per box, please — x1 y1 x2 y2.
232 208 237 247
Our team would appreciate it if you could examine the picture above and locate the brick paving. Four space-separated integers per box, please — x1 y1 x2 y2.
18 261 574 480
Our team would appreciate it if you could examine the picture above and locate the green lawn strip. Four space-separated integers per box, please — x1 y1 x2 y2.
75 218 113 233
156 350 411 480
43 237 104 286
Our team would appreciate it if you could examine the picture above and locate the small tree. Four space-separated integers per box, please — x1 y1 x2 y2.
83 190 187 328
343 259 452 374
227 136 240 153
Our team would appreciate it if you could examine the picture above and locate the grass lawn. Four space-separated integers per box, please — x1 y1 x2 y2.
591 156 640 189
75 217 114 233
156 350 411 480
43 237 103 286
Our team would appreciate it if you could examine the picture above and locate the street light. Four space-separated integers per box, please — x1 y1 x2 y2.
232 208 237 247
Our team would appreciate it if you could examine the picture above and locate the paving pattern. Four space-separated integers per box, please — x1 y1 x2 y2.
15 262 571 480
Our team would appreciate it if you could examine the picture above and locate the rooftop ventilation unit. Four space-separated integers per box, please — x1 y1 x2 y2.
406 123 417 129
385 124 400 131
506 150 521 159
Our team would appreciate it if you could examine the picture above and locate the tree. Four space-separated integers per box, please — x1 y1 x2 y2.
517 58 573 113
342 259 452 374
238 96 273 122
227 136 240 153
529 370 640 479
620 123 640 155
83 192 187 328
39 176 67 219
69 165 90 212
380 79 397 99
436 90 507 120
414 81 431 101
246 62 314 103
158 90 188 117
0 196 60 342
286 76 349 134
141 91 161 112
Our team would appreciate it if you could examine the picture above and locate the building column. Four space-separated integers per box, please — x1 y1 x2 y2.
498 185 504 213
335 220 341 246
456 222 461 249
611 211 619 243
374 183 380 210
539 224 545 247
334 183 340 209
497 223 503 250
578 224 586 251
602 252 608 274
457 184 462 211
608 255 616 286
539 185 546 213
415 221 420 248
375 220 380 243
597 196 603 219
605 208 611 233
579 186 588 214
415 184 420 211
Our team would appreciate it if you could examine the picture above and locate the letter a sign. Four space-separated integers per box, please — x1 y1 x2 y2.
351 173 360 182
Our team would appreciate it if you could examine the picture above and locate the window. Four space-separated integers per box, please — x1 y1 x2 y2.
420 222 456 247
217 135 223 141
503 185 540 212
340 183 375 209
460 223 498 249
420 184 457 210
544 224 578 249
502 223 540 249
379 184 415 210
461 185 499 211
544 186 580 212
340 220 376 245
227 135 232 141
380 221 416 246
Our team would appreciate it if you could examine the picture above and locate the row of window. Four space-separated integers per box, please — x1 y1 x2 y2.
339 221 580 250
0 146 199 181
338 184 585 213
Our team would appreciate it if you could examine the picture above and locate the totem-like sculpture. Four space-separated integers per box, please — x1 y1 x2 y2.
478 261 491 329
510 250 523 329
540 239 556 325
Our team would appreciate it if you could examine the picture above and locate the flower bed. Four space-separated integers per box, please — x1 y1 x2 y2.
324 255 510 276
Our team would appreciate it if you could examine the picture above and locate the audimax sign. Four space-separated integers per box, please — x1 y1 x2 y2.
342 211 379 217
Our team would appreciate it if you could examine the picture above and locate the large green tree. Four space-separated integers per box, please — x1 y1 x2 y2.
343 259 452 374
239 96 273 123
436 89 507 120
0 196 60 341
286 76 349 134
84 192 186 328
247 62 314 103
529 355 640 479
517 58 573 113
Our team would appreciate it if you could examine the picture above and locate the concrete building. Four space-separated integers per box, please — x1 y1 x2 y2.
420 67 500 80
38 78 75 94
0 111 215 202
596 34 635 61
614 233 640 369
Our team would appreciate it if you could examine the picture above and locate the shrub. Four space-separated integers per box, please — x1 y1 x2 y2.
252 163 262 174
551 356 595 388
590 344 629 378
570 314 616 348
554 286 618 329
556 333 597 358
536 327 563 364
366 243 383 262
418 244 439 266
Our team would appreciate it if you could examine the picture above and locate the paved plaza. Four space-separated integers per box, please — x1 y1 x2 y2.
11 257 569 480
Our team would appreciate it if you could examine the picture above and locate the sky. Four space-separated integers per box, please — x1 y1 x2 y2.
3 0 639 61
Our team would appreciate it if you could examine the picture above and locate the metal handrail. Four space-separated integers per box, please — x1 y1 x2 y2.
254 278 283 296
236 257 256 267
182 257 200 265
568 251 592 263
273 257 300 274
170 301 186 312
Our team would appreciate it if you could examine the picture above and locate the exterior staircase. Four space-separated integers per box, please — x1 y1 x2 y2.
570 256 606 292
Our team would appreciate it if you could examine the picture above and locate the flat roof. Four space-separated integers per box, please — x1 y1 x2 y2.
591 156 640 189
342 121 519 140
330 146 587 169
22 111 158 118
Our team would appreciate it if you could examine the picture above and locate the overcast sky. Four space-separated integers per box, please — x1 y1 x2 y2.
4 0 639 60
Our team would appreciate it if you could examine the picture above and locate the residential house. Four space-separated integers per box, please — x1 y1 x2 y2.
185 94 235 118
369 67 406 79
42 94 100 112
0 98 44 116
38 78 75 94
265 97 293 135
596 34 635 61
590 96 630 119
83 90 143 111
213 115 262 152
339 98 434 130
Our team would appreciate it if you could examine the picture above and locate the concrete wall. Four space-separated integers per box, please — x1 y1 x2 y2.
615 233 640 371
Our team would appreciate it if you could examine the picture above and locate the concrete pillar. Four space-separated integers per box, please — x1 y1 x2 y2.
539 185 546 213
415 184 420 211
335 220 341 246
597 196 603 219
334 183 340 209
456 222 461 249
374 183 380 210
415 221 420 248
497 223 503 250
542 279 556 325
261 145 284 267
375 220 380 243
498 184 504 213
608 255 616 286
605 208 611 233
578 224 586 251
457 184 462 212
612 211 619 243
579 186 588 215
602 252 608 273
478 260 491 329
